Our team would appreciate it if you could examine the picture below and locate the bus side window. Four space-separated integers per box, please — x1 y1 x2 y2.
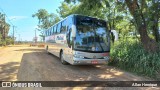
66 16 73 48
48 29 49 36
52 26 54 35
51 28 53 35
45 30 47 36
50 28 52 35
66 26 71 48
49 29 51 36
54 25 57 34
69 28 72 47
47 30 49 36
48 30 50 36
61 19 67 33
57 23 61 33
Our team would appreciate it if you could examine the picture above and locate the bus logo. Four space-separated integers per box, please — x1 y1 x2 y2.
93 56 96 59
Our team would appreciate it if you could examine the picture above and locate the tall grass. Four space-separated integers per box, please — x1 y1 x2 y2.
109 38 160 80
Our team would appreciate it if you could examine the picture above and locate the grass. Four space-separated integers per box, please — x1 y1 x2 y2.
109 38 160 80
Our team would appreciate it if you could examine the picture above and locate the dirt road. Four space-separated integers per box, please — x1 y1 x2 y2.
0 45 158 90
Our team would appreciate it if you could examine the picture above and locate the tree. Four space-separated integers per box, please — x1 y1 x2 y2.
0 13 10 40
57 1 108 19
147 0 160 42
125 0 159 52
57 2 75 18
0 12 10 46
32 9 60 41
0 33 2 44
5 36 14 45
32 9 60 29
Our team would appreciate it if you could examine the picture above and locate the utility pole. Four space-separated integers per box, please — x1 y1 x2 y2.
3 14 6 40
35 29 37 43
13 26 15 45
19 34 20 43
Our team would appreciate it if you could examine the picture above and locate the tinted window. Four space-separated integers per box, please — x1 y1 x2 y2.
61 19 67 33
74 16 109 52
76 16 106 27
52 26 54 34
68 16 73 25
48 29 51 36
57 23 61 33
66 16 73 48
48 29 50 36
50 28 52 35
47 30 49 36
66 26 71 48
45 30 47 36
76 16 93 26
54 25 57 33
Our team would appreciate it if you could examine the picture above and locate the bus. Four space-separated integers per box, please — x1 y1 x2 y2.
45 14 110 65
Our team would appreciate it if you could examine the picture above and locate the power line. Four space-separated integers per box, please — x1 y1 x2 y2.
0 6 17 44
0 6 14 26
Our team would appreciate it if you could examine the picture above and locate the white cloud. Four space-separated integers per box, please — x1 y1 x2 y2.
8 16 29 21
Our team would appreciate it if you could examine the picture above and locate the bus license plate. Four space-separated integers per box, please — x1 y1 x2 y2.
91 60 98 64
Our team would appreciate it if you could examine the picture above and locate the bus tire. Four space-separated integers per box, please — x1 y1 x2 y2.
60 51 68 65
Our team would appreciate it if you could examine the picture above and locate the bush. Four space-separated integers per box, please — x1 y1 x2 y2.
110 39 160 80
0 37 14 46
5 37 14 45
0 40 6 46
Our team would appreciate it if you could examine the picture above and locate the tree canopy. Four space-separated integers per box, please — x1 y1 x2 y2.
32 9 60 29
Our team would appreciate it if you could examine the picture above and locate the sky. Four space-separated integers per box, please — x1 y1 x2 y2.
0 0 63 41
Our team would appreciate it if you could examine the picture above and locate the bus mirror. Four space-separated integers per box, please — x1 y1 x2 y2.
71 25 76 37
110 30 118 41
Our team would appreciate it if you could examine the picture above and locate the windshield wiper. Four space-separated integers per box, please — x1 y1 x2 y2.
94 35 104 52
97 40 104 52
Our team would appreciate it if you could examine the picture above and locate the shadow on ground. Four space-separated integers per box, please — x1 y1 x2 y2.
14 49 44 52
0 62 20 81
8 45 30 47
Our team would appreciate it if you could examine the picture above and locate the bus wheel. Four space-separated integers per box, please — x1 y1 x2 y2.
60 51 68 65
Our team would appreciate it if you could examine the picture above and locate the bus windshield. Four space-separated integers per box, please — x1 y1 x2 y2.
74 16 110 52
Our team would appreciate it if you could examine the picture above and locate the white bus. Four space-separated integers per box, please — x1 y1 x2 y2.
45 14 110 65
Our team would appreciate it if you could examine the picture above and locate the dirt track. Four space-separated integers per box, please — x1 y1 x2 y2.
0 45 159 90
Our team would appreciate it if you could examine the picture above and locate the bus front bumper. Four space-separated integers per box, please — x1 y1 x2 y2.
72 58 109 65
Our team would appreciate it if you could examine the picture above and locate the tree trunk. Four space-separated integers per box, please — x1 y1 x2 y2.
151 1 160 42
108 22 112 30
152 21 160 42
125 0 159 52
139 25 158 52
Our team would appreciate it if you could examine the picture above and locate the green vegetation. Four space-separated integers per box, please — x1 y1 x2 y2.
32 9 60 41
110 39 160 80
0 12 13 46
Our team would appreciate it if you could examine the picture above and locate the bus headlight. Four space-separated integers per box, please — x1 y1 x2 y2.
103 56 109 59
73 55 84 59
